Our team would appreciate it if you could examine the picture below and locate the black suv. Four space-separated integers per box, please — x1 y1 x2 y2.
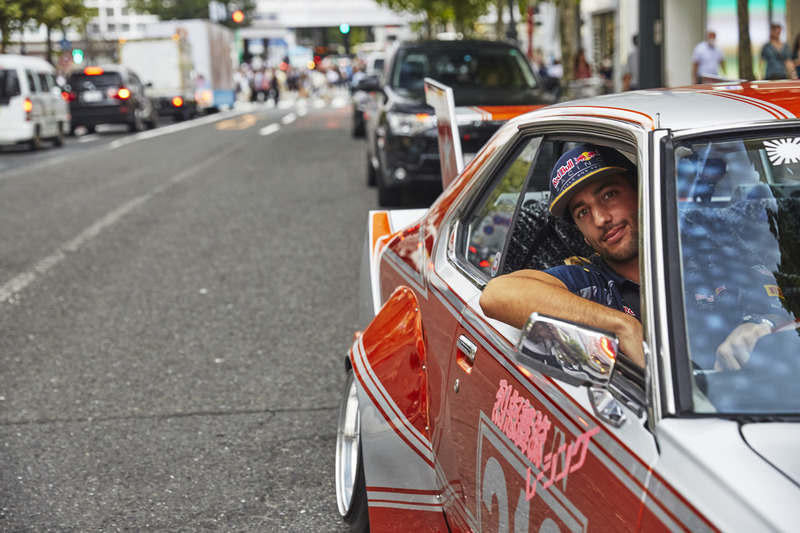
364 39 553 206
64 65 157 134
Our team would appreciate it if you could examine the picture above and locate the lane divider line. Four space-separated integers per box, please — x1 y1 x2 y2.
0 141 245 303
259 124 281 136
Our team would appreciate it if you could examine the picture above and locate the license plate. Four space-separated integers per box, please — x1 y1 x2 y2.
82 91 103 103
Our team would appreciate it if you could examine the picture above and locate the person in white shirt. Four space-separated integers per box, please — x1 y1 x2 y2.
692 30 726 83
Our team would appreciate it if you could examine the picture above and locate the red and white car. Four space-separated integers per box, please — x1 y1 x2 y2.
335 81 800 532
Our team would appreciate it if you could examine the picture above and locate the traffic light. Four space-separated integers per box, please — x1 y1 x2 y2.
72 48 84 64
231 10 244 23
339 24 351 55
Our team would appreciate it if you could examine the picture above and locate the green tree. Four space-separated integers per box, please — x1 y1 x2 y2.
375 0 495 38
0 0 36 53
129 0 256 27
34 0 93 65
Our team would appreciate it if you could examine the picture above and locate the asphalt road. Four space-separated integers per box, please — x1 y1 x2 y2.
0 93 380 531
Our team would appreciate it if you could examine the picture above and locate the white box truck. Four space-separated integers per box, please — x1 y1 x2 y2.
142 19 237 112
119 35 197 120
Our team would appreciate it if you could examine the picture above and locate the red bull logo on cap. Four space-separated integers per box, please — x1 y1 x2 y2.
553 150 601 187
574 151 599 163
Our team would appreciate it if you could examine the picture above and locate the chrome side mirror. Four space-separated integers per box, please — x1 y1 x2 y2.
515 313 619 388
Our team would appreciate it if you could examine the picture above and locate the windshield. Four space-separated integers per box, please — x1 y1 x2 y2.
674 131 800 415
390 45 538 104
68 72 123 90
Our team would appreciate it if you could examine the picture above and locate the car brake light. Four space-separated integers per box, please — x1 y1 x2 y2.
84 66 104 75
116 87 131 99
172 96 183 107
23 97 32 120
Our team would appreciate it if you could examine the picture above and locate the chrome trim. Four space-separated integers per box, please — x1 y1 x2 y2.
456 335 477 363
645 129 672 421
589 387 627 428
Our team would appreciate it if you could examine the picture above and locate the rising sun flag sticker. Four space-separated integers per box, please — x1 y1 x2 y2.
764 138 800 165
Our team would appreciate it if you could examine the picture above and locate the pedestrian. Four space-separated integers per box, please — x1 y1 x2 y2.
760 22 796 80
573 49 592 79
791 31 800 78
692 30 725 84
622 35 638 91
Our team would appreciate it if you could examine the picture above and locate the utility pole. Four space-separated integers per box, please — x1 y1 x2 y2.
639 0 664 88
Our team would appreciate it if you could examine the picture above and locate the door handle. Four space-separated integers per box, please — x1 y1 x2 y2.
457 335 477 363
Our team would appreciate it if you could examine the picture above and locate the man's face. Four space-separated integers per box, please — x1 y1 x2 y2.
567 174 639 267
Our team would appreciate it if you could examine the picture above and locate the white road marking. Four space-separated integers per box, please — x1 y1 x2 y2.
259 123 281 136
281 112 297 125
0 141 244 303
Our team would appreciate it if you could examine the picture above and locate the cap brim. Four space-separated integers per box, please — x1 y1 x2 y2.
549 166 627 218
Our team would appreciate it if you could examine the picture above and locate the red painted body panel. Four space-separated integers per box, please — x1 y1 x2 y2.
358 287 429 438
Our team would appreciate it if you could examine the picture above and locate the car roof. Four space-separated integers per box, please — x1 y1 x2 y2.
524 81 800 133
0 54 54 71
396 39 521 50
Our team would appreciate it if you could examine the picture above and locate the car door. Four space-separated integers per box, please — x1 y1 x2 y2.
435 130 660 532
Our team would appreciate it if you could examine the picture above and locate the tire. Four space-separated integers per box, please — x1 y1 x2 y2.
28 126 41 151
129 112 143 132
352 111 365 138
335 369 369 532
53 122 65 147
366 156 376 187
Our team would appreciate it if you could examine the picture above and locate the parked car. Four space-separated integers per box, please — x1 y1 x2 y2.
335 81 800 532
364 39 554 206
63 65 157 134
351 51 385 137
0 54 69 150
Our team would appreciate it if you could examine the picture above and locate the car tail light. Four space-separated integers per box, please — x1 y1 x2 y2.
62 91 76 102
84 66 104 75
172 96 184 107
23 97 32 120
115 87 131 99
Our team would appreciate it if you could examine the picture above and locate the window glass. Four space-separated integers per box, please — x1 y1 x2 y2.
37 72 50 92
391 45 539 105
0 69 21 100
501 140 600 275
674 132 800 414
26 70 38 93
461 137 542 277
45 73 59 94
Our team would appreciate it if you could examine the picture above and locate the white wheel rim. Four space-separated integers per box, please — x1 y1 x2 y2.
335 373 361 516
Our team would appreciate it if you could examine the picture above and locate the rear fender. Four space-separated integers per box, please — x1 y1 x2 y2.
358 209 428 328
349 286 448 531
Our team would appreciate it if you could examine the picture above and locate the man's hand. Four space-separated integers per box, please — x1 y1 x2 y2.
715 322 772 371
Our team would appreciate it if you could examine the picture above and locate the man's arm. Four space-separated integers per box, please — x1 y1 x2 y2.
480 270 644 367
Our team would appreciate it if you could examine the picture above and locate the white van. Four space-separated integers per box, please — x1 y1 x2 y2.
0 54 70 150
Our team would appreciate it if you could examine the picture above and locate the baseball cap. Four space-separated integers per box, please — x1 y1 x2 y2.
549 144 629 218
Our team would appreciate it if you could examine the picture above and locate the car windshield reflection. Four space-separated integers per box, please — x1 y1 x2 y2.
675 132 800 415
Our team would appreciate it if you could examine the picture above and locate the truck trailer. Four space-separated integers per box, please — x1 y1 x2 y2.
119 35 197 120
143 19 237 113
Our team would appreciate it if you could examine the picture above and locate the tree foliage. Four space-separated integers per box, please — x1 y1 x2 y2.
0 0 92 57
374 0 496 38
128 0 257 28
